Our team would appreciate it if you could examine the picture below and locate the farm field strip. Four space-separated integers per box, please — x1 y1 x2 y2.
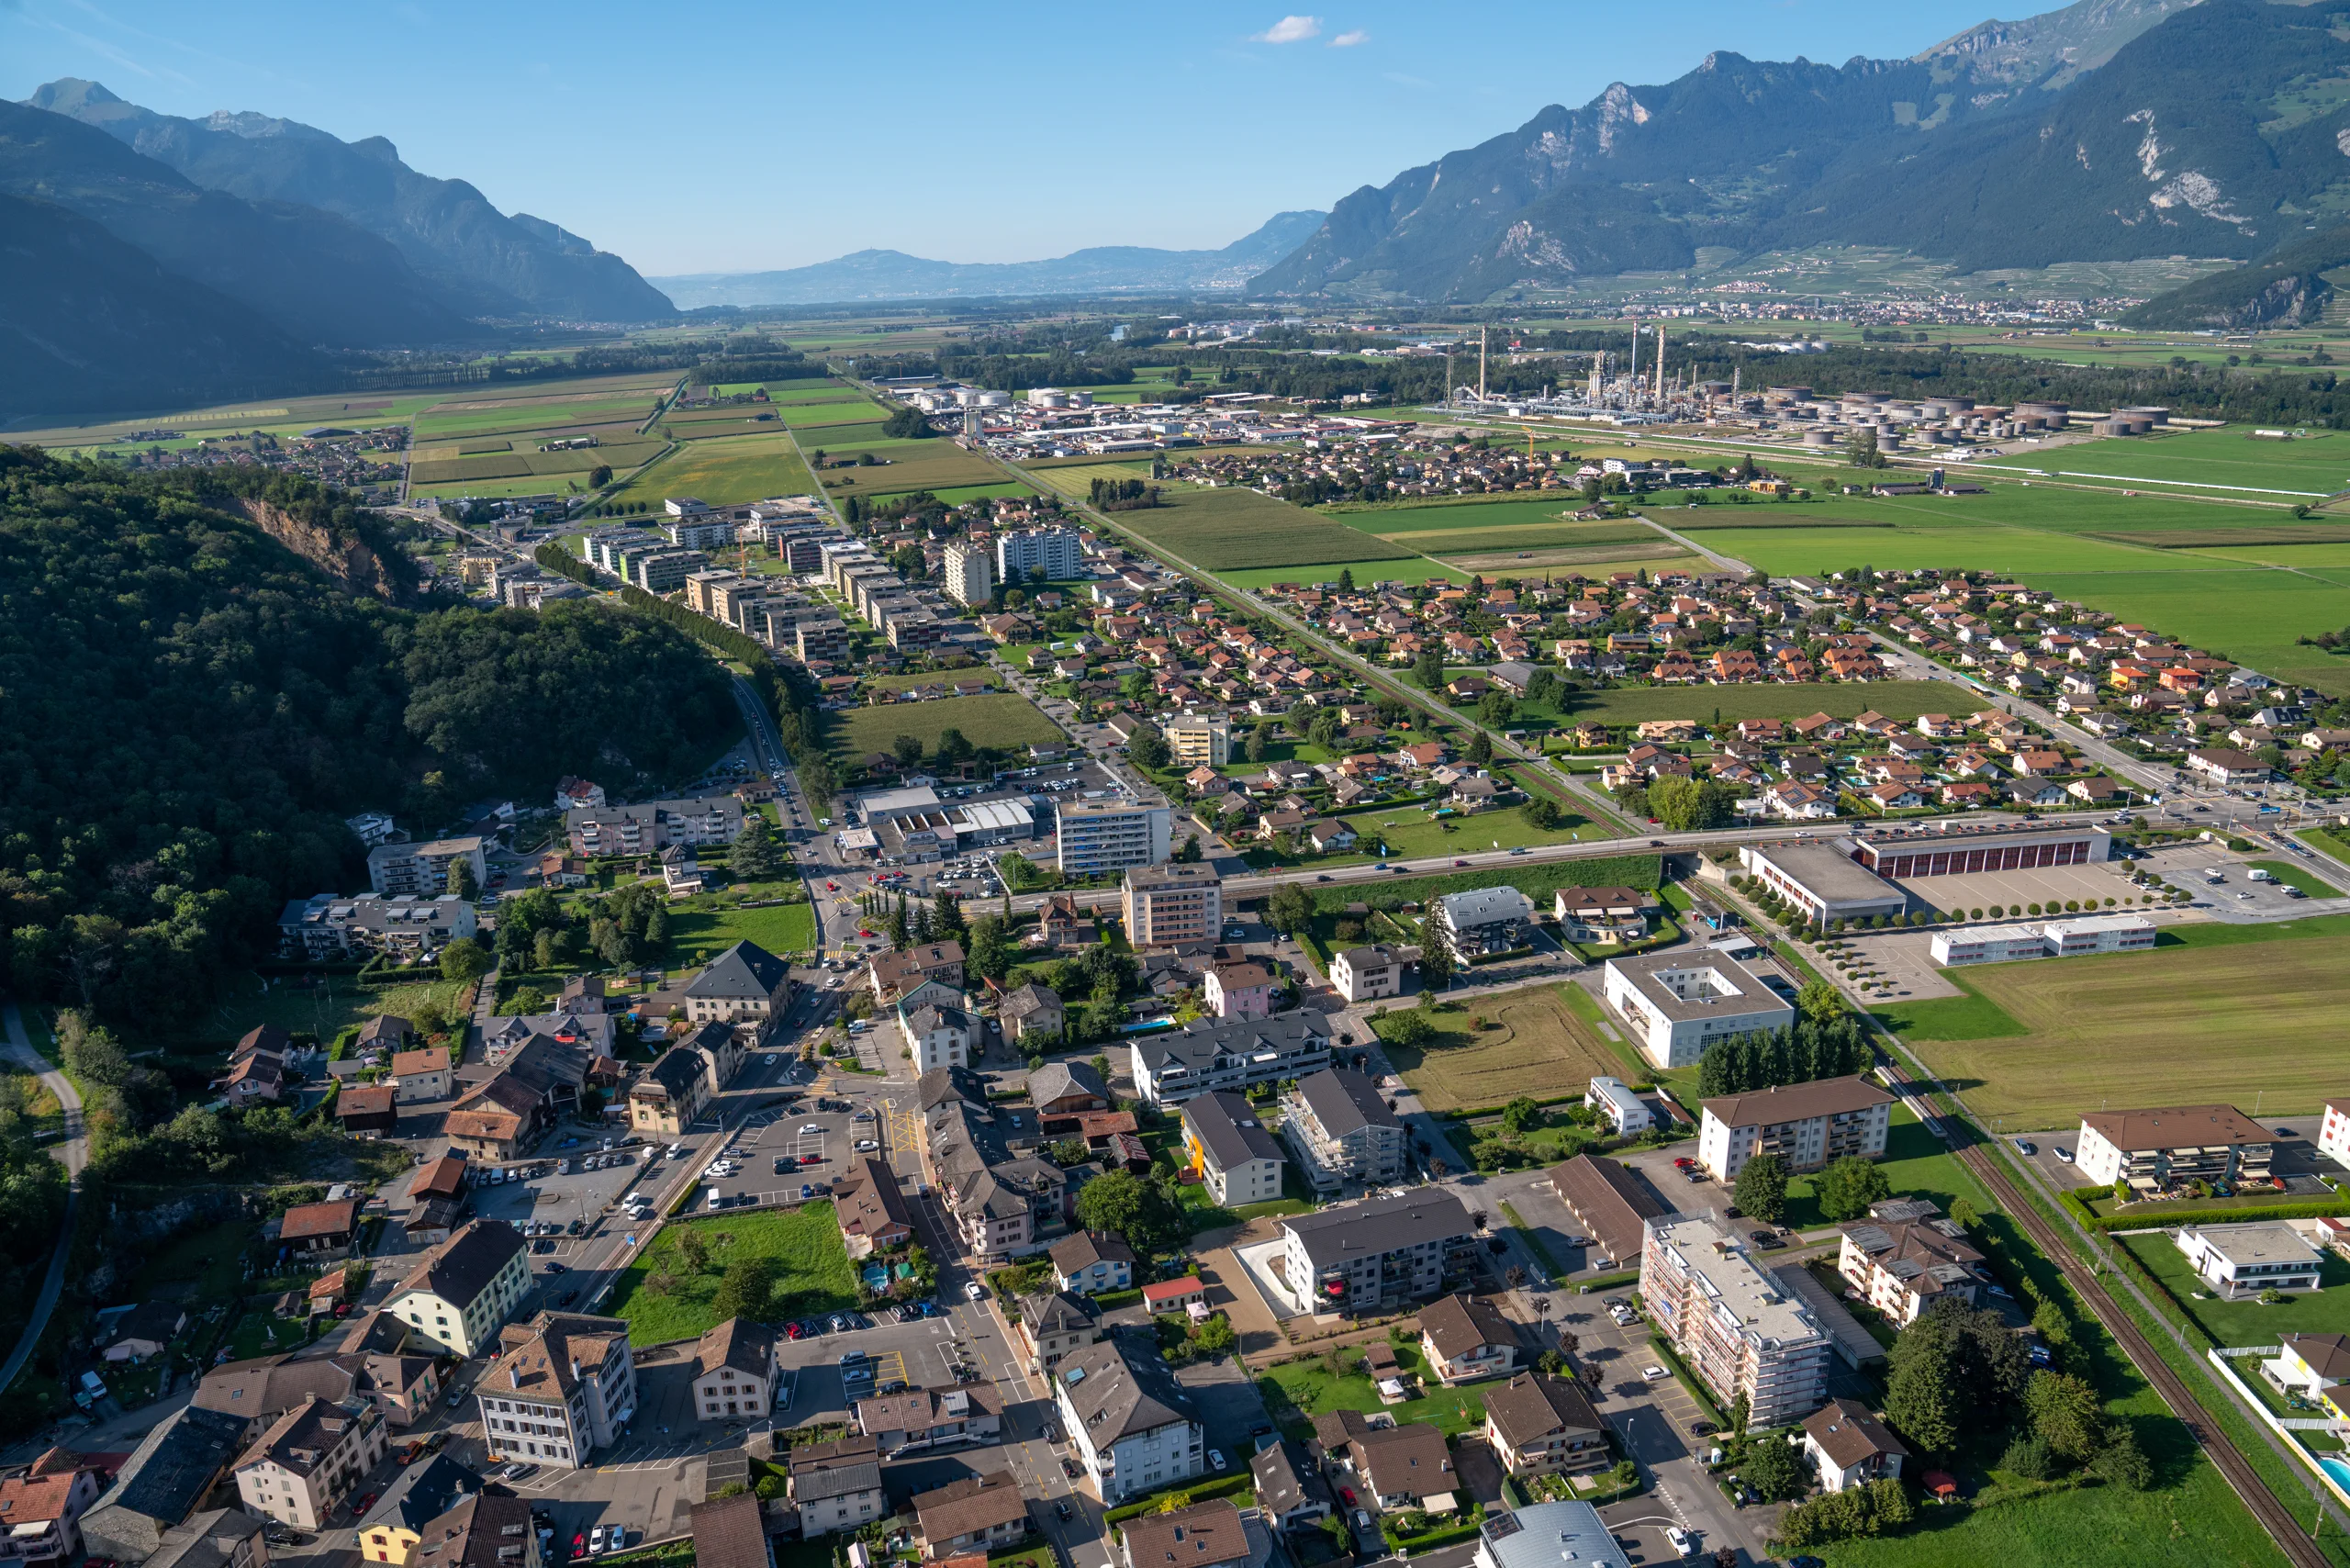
1058 481 1421 571
608 432 817 509
1554 678 1984 724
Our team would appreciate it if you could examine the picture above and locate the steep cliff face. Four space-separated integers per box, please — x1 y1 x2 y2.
232 495 420 604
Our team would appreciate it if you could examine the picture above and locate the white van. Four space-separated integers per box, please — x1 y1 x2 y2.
706 1186 722 1211
2249 868 2275 882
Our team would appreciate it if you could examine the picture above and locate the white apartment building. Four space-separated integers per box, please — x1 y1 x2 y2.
2075 1104 2275 1194
943 540 994 608
476 1313 638 1472
1584 1077 1652 1137
1158 713 1230 767
2174 1222 2323 1300
1697 1076 1894 1180
1602 950 1796 1070
899 996 974 1074
1053 1338 1204 1503
996 527 1084 585
1282 1068 1406 1193
1129 1014 1330 1107
2320 1098 2350 1172
1329 944 1411 1003
1641 1213 1830 1428
691 1319 782 1421
1055 800 1171 875
382 1221 532 1357
1179 1092 1287 1206
1121 865 1221 948
364 837 487 899
233 1396 388 1530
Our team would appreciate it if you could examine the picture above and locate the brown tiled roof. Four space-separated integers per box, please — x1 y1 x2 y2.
1547 1154 1663 1267
1482 1372 1603 1450
1802 1397 1908 1469
834 1157 913 1244
337 1086 397 1120
688 1494 767 1568
1701 1075 1893 1129
412 1154 468 1201
1356 1423 1453 1502
2079 1103 2270 1152
912 1473 1028 1541
694 1318 774 1382
279 1200 359 1241
390 1047 450 1077
1417 1294 1516 1363
1118 1500 1248 1568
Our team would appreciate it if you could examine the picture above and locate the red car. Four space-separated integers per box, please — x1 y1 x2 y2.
355 1493 376 1515
858 928 875 938
785 1321 804 1339
1339 1487 1356 1505
572 1536 588 1558
1672 1157 1695 1169
826 881 838 890
1453 858 1470 867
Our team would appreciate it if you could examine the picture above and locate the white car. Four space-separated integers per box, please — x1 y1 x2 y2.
588 1526 608 1554
2054 1146 2075 1163
965 1281 987 1301
1640 1364 1668 1381
1208 1449 1227 1473
800 1123 822 1135
855 1139 879 1152
1665 1527 1693 1556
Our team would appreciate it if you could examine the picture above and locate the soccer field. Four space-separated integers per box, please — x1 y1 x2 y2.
1895 923 2350 1127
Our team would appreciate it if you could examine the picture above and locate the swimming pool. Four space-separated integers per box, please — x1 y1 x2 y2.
2320 1456 2350 1497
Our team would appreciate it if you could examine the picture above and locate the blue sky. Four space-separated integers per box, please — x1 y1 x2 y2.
6 0 1998 277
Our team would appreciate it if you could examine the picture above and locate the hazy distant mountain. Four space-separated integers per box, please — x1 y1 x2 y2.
0 192 329 418
0 98 476 350
26 79 676 323
655 212 1327 308
1249 0 2326 301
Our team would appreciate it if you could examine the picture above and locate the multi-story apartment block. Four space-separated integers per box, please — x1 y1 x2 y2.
1282 1068 1406 1193
1697 1077 1895 1180
364 838 487 899
565 796 744 857
1641 1213 1830 1428
1273 1187 1478 1316
1179 1092 1287 1206
683 940 794 1033
666 517 735 551
232 1396 388 1530
1158 713 1230 767
1433 887 1535 962
1054 1336 1204 1504
2076 1104 2276 1195
1121 865 1221 949
476 1313 637 1472
996 527 1084 585
277 895 477 962
1015 1292 1101 1375
1603 949 1798 1071
1129 1013 1330 1107
1837 1212 1987 1326
795 616 849 664
382 1222 531 1357
1055 800 1171 876
632 549 710 593
943 541 994 607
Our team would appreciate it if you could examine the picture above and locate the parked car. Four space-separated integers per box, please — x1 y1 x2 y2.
1208 1449 1227 1472
965 1281 987 1301
1641 1364 1668 1381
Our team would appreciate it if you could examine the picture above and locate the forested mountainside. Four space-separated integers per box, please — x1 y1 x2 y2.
0 449 737 1028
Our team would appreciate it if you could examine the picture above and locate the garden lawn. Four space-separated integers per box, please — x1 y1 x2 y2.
1895 924 2350 1126
1868 969 2030 1043
199 973 467 1049
2119 1230 2350 1347
131 1219 254 1305
1258 1341 1488 1441
830 692 1064 762
1335 804 1608 859
1557 680 1984 726
1780 1107 1994 1231
1378 986 1628 1114
666 900 816 964
2247 860 2342 898
610 1206 858 1343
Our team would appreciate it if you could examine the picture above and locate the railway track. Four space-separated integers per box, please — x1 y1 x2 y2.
1895 1063 2333 1568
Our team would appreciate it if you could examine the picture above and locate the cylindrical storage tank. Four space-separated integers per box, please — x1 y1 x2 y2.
978 390 1012 408
1068 390 1094 408
2015 400 2069 421
1028 389 1069 409
1803 429 1840 448
1767 386 1813 401
2120 406 2170 425
1700 381 1733 397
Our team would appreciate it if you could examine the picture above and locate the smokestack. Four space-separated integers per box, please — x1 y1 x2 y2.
1653 325 1666 399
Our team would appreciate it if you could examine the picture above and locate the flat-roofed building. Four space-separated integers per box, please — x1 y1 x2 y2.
1122 865 1222 949
1056 801 1171 876
1699 1076 1894 1180
2076 1104 2274 1194
2175 1222 2322 1300
1737 842 1906 926
1603 949 1796 1070
943 541 993 608
1158 713 1231 768
1847 819 2110 879
1282 1068 1405 1193
1931 913 2155 965
997 527 1084 585
1472 1503 1628 1568
1433 887 1536 962
1584 1076 1651 1136
1179 1092 1287 1206
365 837 487 899
1641 1213 1830 1428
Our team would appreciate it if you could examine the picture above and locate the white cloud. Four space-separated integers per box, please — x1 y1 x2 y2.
1253 15 1322 43
1329 28 1369 46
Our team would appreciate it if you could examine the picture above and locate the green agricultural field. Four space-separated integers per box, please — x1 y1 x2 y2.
1976 427 2350 499
411 394 667 442
778 400 888 431
1024 461 1161 498
1894 922 2350 1127
1332 498 1590 534
2017 568 2350 693
830 692 1063 762
926 482 1038 505
609 433 816 509
1219 558 1468 588
819 440 1001 497
610 1207 858 1343
1440 541 1696 574
198 971 467 1048
764 386 865 404
1082 484 1419 571
1559 679 1986 726
667 416 792 442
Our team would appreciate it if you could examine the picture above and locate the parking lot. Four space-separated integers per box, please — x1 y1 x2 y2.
465 1147 664 1260
682 1093 895 1209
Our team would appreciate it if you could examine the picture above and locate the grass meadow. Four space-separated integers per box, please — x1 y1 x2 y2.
1082 484 1420 571
609 433 817 508
1975 427 2350 498
610 1207 858 1343
1374 984 1633 1113
1893 920 2350 1126
1557 679 1986 726
830 692 1064 761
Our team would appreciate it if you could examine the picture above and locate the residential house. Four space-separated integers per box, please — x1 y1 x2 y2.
899 994 976 1075
387 1047 453 1103
0 1449 106 1568
2076 1104 2275 1195
1053 1335 1204 1503
690 1319 780 1423
475 1312 636 1472
1800 1400 1908 1494
912 1474 1030 1558
1418 1294 1521 1384
872 943 968 1003
687 1495 769 1568
1553 887 1650 946
1050 1233 1137 1298
2174 1222 2323 1300
1249 1439 1333 1531
856 1384 1002 1454
683 941 795 1036
1115 1502 1249 1568
105 1302 187 1363
786 1436 886 1539
1697 1077 1895 1180
1000 984 1065 1044
230 1396 389 1529
1329 943 1414 1003
355 1454 479 1565
1314 1410 1455 1513
408 1494 540 1568
1837 1215 1986 1327
276 1200 360 1259
628 1045 711 1138
1202 961 1277 1022
1015 1292 1101 1375
1481 1373 1609 1477
1432 887 1536 962
833 1158 914 1260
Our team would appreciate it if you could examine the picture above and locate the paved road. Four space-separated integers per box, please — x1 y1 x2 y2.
0 1002 86 1400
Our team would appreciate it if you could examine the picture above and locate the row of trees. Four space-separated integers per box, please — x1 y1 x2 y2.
1691 1009 1870 1100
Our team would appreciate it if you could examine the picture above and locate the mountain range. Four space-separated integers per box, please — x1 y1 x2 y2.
3 80 674 417
653 212 1328 308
